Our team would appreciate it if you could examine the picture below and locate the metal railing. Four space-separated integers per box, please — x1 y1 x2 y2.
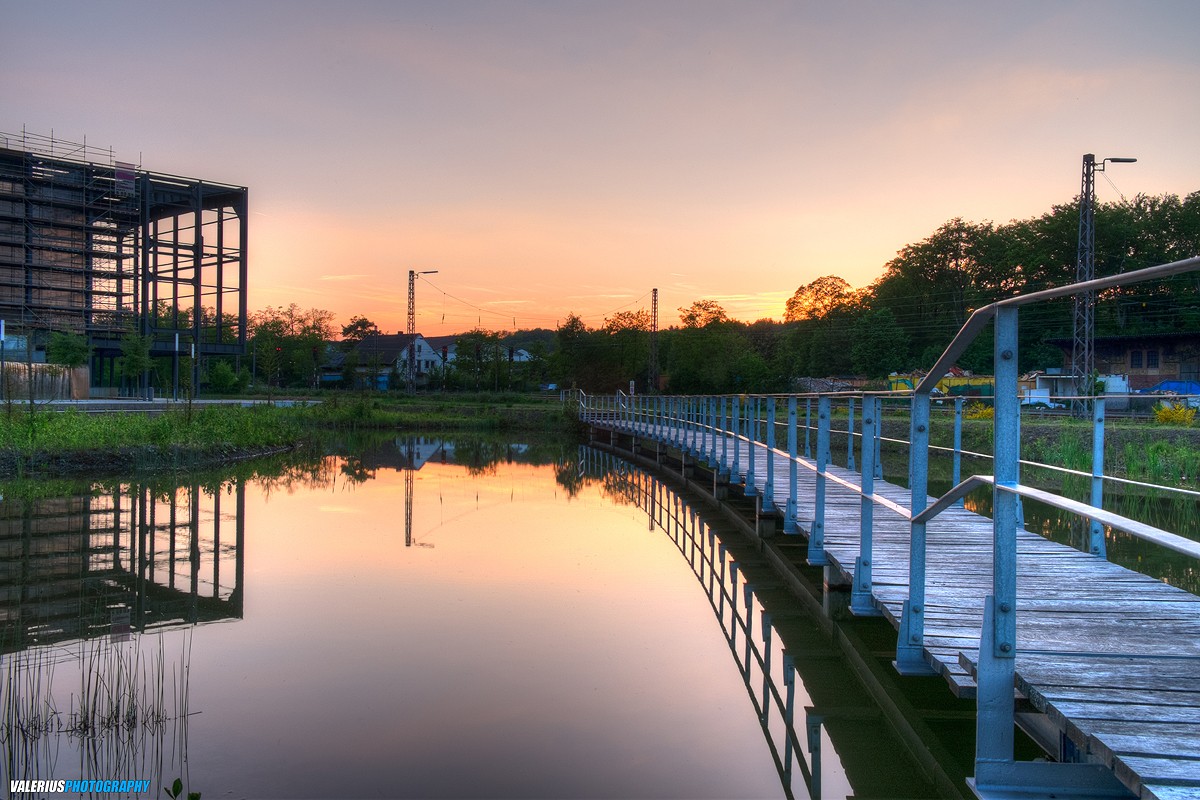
576 254 1200 798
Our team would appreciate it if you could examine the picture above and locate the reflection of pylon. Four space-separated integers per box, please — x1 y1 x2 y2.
404 467 413 547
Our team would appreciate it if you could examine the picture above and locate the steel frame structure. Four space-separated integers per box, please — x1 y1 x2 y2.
0 132 247 390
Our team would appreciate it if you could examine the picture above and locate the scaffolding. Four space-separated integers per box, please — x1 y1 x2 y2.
0 130 248 392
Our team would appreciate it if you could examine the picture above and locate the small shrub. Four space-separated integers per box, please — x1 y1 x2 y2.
964 401 994 421
1153 401 1196 426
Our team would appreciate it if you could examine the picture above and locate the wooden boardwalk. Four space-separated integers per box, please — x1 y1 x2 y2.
589 414 1200 800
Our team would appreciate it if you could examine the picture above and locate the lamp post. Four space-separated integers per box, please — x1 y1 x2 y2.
407 269 438 393
1072 154 1136 415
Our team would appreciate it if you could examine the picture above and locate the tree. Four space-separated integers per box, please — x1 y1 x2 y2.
850 308 911 378
119 332 154 395
603 309 651 333
46 331 90 368
678 300 730 328
341 315 380 346
783 276 853 322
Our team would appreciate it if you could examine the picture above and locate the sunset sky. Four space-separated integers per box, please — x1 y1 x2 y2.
5 1 1199 337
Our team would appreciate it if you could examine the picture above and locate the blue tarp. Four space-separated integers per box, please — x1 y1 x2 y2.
1137 380 1200 395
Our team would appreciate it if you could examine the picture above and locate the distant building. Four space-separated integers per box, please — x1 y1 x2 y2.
343 333 443 390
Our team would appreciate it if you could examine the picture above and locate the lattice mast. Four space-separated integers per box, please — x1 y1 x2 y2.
648 287 659 392
1071 153 1135 414
1071 154 1097 412
407 269 417 392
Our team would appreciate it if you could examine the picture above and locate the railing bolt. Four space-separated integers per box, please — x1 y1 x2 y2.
912 605 922 613
911 635 920 643
999 602 1011 612
1001 349 1013 360
917 425 926 433
862 559 870 566
1000 643 1012 653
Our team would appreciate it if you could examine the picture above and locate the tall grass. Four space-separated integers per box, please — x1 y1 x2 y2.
1 631 193 788
1124 440 1200 486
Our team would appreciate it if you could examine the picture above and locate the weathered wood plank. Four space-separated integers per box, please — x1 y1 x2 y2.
595 414 1200 795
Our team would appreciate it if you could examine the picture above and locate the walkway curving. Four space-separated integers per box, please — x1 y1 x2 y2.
586 409 1200 800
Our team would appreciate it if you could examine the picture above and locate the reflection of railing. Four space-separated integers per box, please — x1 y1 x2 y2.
580 446 822 800
579 255 1200 799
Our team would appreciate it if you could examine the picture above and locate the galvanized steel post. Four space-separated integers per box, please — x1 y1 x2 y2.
975 305 1019 772
895 389 933 675
715 395 724 479
808 395 830 565
763 396 776 507
745 396 758 497
953 397 964 507
731 395 742 483
846 397 856 471
1090 398 1107 557
851 395 880 616
785 396 799 533
804 398 812 459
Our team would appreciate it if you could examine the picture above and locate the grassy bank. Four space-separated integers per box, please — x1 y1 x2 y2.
302 392 582 432
0 394 581 478
883 410 1200 491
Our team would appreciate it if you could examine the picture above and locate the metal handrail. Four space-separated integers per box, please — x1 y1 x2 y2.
915 254 1200 395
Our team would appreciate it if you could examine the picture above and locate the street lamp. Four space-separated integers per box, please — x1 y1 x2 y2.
1071 153 1136 414
407 269 438 392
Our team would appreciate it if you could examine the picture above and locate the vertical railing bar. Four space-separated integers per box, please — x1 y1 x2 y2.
895 389 932 675
847 396 856 472
745 396 758 496
720 396 730 479
785 396 798 533
807 395 830 565
953 396 964 507
764 396 776 508
851 395 880 616
1090 398 1107 558
804 397 812 459
732 395 742 483
974 305 1020 776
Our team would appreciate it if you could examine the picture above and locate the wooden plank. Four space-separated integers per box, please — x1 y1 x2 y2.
598 415 1200 795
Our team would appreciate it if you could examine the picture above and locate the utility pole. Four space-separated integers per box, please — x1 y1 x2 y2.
649 287 659 393
1071 154 1135 415
407 269 437 393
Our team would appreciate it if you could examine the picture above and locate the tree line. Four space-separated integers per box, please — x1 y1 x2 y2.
550 191 1200 393
43 191 1196 396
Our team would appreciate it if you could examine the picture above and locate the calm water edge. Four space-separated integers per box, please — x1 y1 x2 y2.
5 437 808 799
7 434 1198 799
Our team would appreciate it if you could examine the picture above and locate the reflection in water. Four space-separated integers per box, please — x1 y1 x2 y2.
0 477 246 794
576 447 955 800
4 436 957 798
0 481 246 653
576 448 819 799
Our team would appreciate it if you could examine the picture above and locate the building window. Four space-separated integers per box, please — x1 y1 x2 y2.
1130 350 1143 369
1147 349 1160 369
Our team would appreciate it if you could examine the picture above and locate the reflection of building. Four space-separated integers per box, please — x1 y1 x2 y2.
0 480 245 654
0 131 248 394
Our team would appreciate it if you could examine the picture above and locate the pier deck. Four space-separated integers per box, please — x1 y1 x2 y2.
588 414 1200 800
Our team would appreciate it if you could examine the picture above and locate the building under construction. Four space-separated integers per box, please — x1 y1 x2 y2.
0 130 247 394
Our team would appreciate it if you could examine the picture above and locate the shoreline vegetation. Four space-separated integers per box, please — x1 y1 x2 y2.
0 394 1196 492
0 394 582 480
